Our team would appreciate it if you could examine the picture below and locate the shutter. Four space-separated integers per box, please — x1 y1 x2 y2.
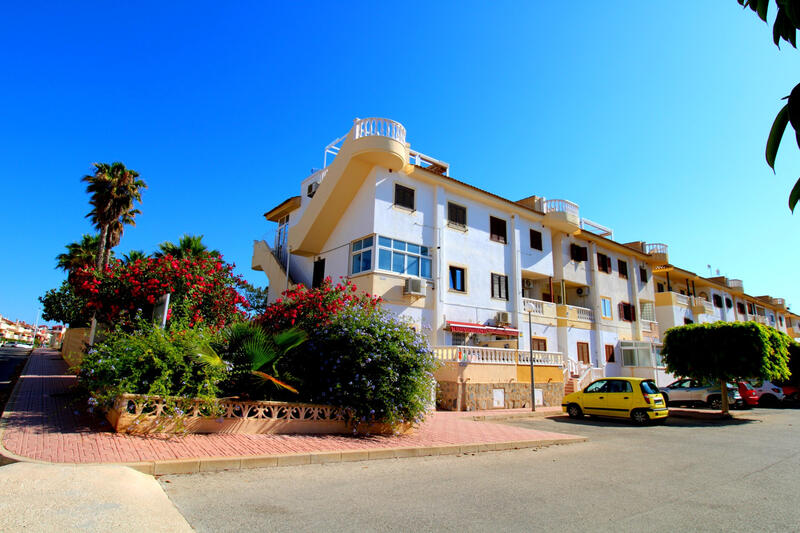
503 275 509 300
618 302 625 320
631 305 636 322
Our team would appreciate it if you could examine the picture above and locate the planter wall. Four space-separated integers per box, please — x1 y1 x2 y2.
61 327 91 372
108 394 413 436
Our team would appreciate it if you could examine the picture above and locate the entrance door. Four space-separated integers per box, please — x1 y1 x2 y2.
312 258 325 289
577 342 590 365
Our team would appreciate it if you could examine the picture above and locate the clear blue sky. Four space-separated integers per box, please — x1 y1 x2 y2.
1 2 798 325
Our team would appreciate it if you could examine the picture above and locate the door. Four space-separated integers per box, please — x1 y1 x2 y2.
581 380 608 414
312 258 325 289
605 379 634 417
577 342 590 365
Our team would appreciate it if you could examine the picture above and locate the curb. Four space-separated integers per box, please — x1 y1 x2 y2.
667 408 741 420
0 351 587 476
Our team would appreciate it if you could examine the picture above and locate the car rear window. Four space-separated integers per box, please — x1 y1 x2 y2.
640 380 660 394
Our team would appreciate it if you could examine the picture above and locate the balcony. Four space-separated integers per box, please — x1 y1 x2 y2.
726 279 744 293
655 291 690 308
641 320 659 335
692 298 716 316
543 199 581 233
353 117 406 144
433 346 565 367
522 298 557 319
644 243 669 265
557 304 594 323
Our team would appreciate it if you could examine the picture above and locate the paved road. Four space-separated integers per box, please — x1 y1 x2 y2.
0 346 29 393
161 407 800 532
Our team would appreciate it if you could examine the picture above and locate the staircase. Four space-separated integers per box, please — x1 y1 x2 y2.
563 374 580 395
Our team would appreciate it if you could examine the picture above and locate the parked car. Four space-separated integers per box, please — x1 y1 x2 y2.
779 384 799 403
659 379 743 409
737 381 760 407
747 380 785 406
562 377 668 424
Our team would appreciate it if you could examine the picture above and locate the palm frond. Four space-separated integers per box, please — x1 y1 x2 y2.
251 370 298 393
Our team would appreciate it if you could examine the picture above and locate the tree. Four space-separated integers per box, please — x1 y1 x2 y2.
738 1 800 211
240 282 269 317
154 234 220 260
82 162 146 270
662 322 791 414
122 250 149 264
56 234 104 273
39 281 91 327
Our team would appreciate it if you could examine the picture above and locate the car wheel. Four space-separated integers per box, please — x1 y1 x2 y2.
566 404 583 419
708 396 722 410
631 409 650 425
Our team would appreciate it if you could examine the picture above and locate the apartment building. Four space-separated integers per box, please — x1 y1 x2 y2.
252 118 796 406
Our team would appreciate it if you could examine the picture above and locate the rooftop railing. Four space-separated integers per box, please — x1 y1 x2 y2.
645 243 668 255
353 117 406 143
727 279 743 289
543 199 580 218
580 218 613 238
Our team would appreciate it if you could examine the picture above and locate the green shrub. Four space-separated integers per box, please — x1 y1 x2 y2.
80 322 228 408
273 304 437 427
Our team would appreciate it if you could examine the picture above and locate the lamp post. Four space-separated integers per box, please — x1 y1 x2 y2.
527 307 536 412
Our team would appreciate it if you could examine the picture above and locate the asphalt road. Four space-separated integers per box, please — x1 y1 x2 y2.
0 346 29 393
161 407 800 533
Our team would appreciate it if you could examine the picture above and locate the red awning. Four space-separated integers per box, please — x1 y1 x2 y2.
447 321 519 337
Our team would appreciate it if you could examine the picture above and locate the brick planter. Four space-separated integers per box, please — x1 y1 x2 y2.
107 394 414 436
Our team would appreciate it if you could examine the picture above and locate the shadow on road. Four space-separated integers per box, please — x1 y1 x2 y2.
544 414 760 428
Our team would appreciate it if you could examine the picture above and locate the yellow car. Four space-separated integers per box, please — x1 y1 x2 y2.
561 377 668 424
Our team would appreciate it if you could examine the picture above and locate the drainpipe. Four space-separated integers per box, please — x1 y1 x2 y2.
510 214 521 337
433 186 443 346
588 243 603 368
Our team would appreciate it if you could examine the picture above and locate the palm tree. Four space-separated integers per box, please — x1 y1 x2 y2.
121 250 149 264
56 234 106 273
82 162 146 270
155 234 220 260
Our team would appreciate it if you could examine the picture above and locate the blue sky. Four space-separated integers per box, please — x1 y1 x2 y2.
1 2 798 324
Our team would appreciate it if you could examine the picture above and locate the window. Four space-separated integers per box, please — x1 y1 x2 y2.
597 253 612 274
312 258 325 289
747 303 755 314
712 294 723 308
618 260 628 279
737 302 746 315
489 216 507 244
787 318 793 328
447 202 467 228
640 302 656 322
619 302 636 322
601 297 613 319
605 344 615 363
724 297 733 309
449 266 466 292
779 315 784 326
394 184 415 210
684 317 694 325
491 273 509 300
577 342 590 365
529 229 543 250
585 380 607 393
376 236 432 278
570 244 588 262
656 282 665 293
607 380 632 393
639 267 648 284
350 236 373 274
531 338 547 351
451 332 467 346
622 345 652 367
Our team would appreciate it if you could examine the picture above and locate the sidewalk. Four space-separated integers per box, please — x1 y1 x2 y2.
0 350 585 475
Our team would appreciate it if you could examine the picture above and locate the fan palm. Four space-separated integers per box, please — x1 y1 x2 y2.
56 234 105 273
122 250 149 264
82 162 146 270
155 234 220 260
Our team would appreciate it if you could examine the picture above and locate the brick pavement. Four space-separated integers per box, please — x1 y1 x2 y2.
1 350 582 466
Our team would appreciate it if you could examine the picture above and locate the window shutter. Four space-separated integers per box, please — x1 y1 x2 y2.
631 305 636 322
618 302 624 320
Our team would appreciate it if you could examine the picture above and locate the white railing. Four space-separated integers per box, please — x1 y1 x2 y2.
353 117 406 144
645 243 668 255
641 320 657 333
522 298 557 317
568 305 594 322
409 149 450 176
727 279 743 289
580 218 613 238
543 199 579 218
518 351 565 366
433 346 565 367
674 292 690 306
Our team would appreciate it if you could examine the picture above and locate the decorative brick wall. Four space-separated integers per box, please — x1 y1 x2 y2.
436 381 564 411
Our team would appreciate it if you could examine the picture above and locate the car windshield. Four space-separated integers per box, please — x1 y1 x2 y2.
740 381 754 390
640 380 660 394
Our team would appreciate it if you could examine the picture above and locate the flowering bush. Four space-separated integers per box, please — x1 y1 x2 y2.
72 254 248 328
79 322 228 408
262 280 437 426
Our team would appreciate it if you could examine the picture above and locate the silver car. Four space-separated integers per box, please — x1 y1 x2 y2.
659 379 742 409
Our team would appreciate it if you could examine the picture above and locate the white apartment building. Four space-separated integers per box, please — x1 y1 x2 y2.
253 118 701 403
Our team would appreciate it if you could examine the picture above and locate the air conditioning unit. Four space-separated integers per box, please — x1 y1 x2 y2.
404 278 425 296
522 279 535 289
496 311 511 325
576 287 590 297
307 181 319 198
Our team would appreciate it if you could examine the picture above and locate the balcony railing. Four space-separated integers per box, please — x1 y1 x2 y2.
674 293 690 306
644 243 668 255
433 346 565 367
580 218 613 238
543 199 579 218
727 279 743 289
567 305 594 322
522 298 557 317
353 117 406 144
641 320 658 333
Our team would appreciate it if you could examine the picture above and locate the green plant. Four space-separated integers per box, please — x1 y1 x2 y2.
39 280 91 327
79 321 228 408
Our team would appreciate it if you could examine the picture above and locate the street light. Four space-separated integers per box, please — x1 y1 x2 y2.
524 304 536 412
